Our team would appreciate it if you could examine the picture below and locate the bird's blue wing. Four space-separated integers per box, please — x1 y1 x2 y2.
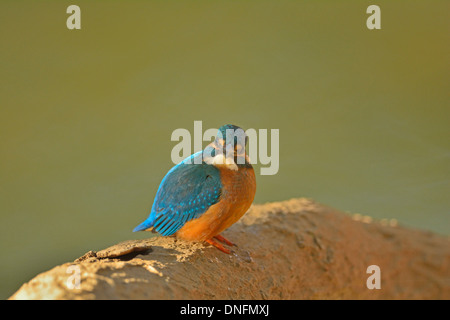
133 152 222 236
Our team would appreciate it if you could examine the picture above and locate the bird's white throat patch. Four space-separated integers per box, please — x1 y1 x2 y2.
204 154 238 171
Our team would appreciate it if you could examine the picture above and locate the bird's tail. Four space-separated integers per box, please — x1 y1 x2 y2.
133 220 153 232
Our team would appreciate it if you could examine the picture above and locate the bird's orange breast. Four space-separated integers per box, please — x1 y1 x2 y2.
176 165 256 241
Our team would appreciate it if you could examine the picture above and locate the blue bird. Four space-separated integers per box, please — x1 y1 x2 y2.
133 124 256 253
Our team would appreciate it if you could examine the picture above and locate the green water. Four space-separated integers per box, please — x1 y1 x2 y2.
1 1 449 299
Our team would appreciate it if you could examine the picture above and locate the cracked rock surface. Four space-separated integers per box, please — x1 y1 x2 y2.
9 198 450 300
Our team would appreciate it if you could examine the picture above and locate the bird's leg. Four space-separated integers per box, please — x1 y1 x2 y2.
214 234 236 247
205 239 231 254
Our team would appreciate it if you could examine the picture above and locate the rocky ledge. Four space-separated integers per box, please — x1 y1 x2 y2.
9 198 449 299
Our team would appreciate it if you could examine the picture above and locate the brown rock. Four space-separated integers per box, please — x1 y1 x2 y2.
9 198 450 300
95 239 153 259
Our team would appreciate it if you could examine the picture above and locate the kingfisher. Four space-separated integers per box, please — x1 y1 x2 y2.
133 124 256 254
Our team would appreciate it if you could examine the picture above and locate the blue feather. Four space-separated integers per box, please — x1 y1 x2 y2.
133 151 222 236
133 220 152 232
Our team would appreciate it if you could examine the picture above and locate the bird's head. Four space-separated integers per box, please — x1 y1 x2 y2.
216 124 248 155
204 124 250 168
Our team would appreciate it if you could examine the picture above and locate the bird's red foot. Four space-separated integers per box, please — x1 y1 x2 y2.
205 238 232 254
214 234 236 247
